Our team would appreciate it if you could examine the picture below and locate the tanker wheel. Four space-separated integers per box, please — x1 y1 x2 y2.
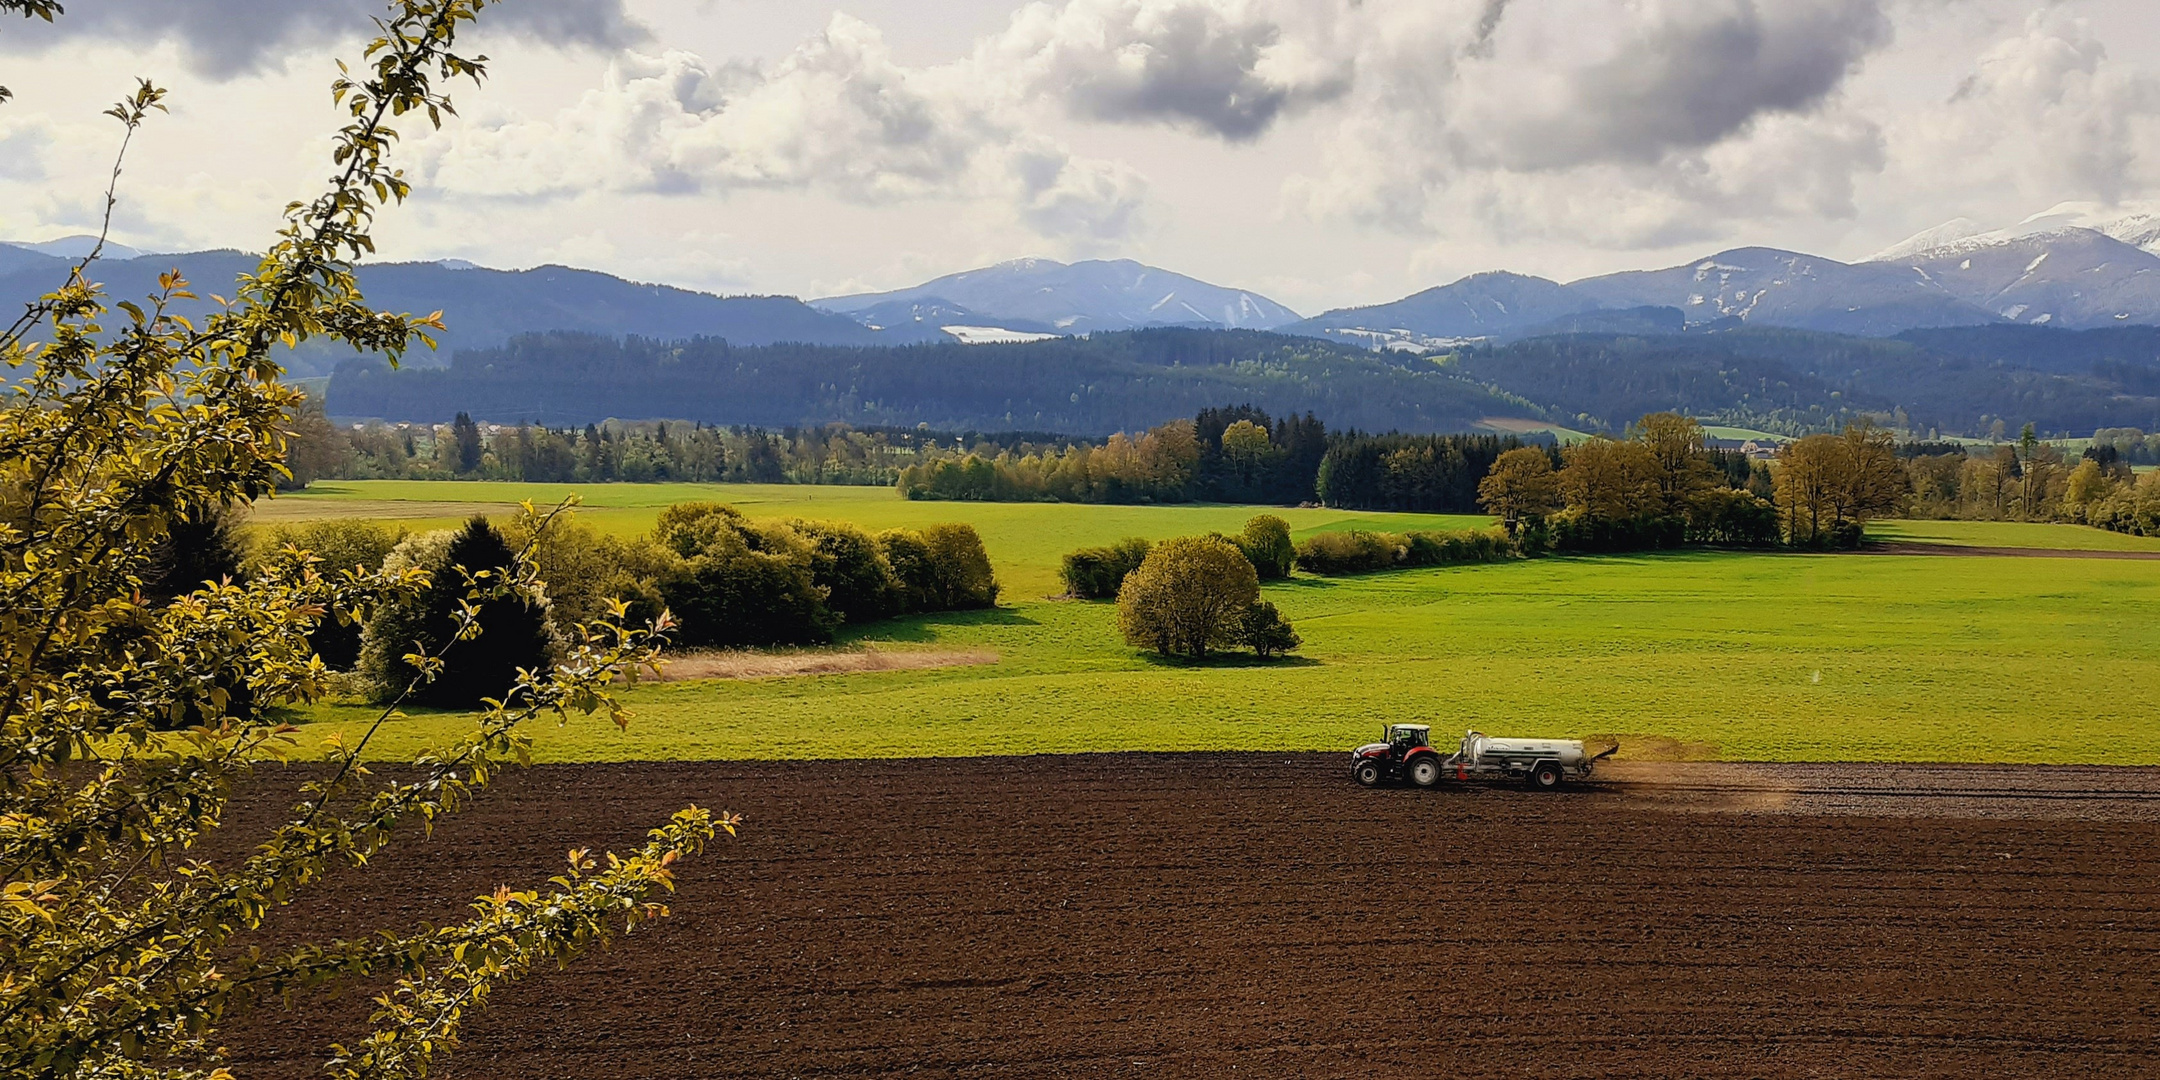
1529 762 1563 791
1354 761 1384 788
1409 757 1442 789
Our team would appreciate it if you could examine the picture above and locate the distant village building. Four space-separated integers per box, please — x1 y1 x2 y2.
1705 436 1784 460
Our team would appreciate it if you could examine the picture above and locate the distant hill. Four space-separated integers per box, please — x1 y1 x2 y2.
1446 326 2160 436
815 258 1301 334
0 249 894 376
326 328 1529 434
1 236 147 261
1283 271 1599 347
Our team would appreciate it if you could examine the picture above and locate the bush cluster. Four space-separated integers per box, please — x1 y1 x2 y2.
1081 524 1303 661
1062 537 1153 599
331 505 997 701
1293 527 1515 575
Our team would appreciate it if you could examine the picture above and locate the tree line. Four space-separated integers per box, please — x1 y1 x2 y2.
324 327 1517 434
294 404 1089 487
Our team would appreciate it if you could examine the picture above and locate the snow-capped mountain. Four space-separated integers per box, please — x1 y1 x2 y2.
1567 247 2000 337
813 258 1301 334
1865 203 2160 329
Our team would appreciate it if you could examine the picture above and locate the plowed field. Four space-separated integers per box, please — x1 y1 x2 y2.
229 756 2160 1078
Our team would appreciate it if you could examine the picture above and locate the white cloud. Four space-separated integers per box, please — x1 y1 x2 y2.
0 0 646 76
1913 10 2160 205
1278 0 1896 246
418 15 1149 240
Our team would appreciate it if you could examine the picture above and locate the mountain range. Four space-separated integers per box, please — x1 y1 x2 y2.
12 200 2160 436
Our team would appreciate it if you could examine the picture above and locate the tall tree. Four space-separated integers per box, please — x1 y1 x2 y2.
1635 412 1719 519
452 410 484 473
1478 446 1561 535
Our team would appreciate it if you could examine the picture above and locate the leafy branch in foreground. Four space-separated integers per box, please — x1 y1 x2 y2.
0 4 731 1078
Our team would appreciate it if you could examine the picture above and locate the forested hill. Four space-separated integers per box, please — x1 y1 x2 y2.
1447 328 2160 436
325 329 1538 435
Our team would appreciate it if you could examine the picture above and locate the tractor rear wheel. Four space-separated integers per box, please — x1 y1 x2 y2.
1354 761 1383 788
1529 762 1563 790
1408 757 1442 788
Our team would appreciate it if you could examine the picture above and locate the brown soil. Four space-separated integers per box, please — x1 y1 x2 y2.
224 755 2160 1078
645 647 998 682
1859 541 2160 559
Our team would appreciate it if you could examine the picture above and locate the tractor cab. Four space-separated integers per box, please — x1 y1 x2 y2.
1385 724 1431 754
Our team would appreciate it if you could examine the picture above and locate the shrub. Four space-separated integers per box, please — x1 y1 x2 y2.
885 524 1001 611
1062 536 1152 599
1116 535 1260 658
1294 529 1405 575
789 518 903 623
1548 511 1686 554
253 519 405 669
1235 515 1295 580
1687 488 1781 547
360 518 559 707
923 523 1001 609
658 514 838 648
1240 600 1302 658
1402 527 1512 567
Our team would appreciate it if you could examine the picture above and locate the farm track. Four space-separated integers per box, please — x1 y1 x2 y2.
223 754 2160 1078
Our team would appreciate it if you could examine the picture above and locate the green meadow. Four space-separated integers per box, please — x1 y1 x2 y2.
266 481 2160 765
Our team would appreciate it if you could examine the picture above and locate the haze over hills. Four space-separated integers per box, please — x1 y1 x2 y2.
0 245 895 375
814 258 1302 335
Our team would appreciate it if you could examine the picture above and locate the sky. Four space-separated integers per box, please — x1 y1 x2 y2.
3 0 2159 315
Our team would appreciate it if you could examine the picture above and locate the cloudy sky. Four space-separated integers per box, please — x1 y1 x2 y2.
3 0 2158 313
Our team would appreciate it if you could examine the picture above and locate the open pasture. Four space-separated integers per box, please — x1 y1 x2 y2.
267 481 2160 766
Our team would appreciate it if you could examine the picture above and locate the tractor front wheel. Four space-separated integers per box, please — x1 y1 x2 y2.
1529 762 1563 791
1354 760 1384 788
1409 757 1442 789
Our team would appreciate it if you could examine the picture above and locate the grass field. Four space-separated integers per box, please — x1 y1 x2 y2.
265 481 2160 766
1870 518 2160 553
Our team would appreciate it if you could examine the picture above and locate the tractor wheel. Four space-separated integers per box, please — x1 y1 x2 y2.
1409 757 1442 789
1353 761 1384 788
1529 762 1563 791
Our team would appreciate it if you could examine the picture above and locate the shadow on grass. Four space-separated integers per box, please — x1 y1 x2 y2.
842 605 1041 644
1133 653 1323 670
1269 576 1343 590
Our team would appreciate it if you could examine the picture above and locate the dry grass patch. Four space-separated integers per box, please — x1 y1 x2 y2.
646 647 999 683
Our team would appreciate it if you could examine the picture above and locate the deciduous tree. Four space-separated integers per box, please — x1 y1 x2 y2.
1477 446 1560 535
1116 536 1259 659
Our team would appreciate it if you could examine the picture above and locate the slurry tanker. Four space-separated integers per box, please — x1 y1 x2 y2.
1350 724 1616 790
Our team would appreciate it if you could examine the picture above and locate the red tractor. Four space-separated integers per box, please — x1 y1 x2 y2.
1349 723 1448 788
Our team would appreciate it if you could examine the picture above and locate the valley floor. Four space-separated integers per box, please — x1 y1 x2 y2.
266 482 2160 764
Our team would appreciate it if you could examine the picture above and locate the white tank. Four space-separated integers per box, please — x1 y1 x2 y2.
1461 731 1586 766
